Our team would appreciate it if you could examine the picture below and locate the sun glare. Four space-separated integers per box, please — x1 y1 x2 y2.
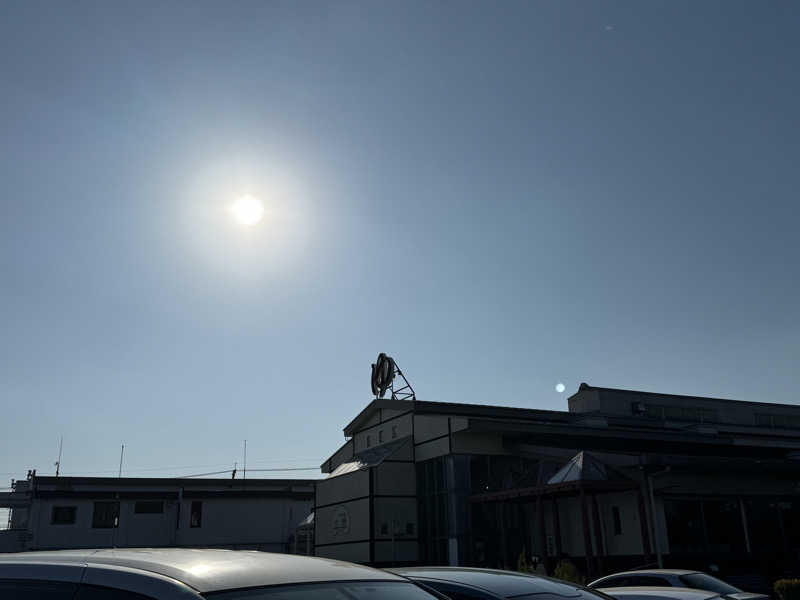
231 195 265 226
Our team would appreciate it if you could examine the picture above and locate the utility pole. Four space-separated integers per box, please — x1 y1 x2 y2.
243 440 247 481
118 444 125 478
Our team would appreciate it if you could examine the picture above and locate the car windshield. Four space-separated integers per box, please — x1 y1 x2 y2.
679 575 740 595
204 581 441 600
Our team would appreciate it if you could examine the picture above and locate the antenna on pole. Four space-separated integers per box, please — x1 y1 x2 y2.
118 444 125 478
55 436 63 477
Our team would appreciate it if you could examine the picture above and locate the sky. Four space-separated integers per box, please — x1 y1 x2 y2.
1 0 799 485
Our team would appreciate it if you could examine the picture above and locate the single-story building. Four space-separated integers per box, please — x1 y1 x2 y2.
0 475 315 554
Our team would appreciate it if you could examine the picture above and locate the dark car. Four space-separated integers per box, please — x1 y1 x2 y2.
389 566 614 600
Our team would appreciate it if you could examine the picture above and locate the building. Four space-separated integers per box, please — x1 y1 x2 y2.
314 384 800 587
0 475 315 554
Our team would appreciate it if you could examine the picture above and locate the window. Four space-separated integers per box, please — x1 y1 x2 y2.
629 576 672 587
205 581 440 599
75 584 157 599
679 574 739 596
366 435 371 447
391 425 397 439
379 429 384 443
0 580 78 599
406 522 415 535
612 506 622 535
51 505 76 525
421 581 497 600
92 501 119 528
134 501 164 514
190 500 203 527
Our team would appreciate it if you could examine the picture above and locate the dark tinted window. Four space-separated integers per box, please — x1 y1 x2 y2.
612 506 622 536
51 506 77 524
627 577 672 587
422 581 500 600
0 580 77 599
679 575 739 595
400 571 580 598
134 501 164 514
190 501 203 527
92 501 119 528
205 581 439 599
76 584 157 599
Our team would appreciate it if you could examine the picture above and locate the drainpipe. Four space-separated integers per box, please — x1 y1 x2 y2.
646 467 670 568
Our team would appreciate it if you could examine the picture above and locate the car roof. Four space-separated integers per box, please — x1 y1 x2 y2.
600 571 701 578
0 548 404 593
389 567 585 598
598 587 719 600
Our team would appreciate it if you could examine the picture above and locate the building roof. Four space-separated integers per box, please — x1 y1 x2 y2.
327 437 412 479
30 476 318 487
547 451 631 484
0 548 403 593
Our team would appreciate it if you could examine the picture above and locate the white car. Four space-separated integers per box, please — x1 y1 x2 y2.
0 548 444 599
595 586 723 600
588 570 768 600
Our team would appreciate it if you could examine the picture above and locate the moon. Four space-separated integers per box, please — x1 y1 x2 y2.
555 382 566 393
231 195 265 226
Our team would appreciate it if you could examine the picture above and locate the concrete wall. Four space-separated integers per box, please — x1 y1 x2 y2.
29 496 312 551
353 414 413 454
569 387 800 429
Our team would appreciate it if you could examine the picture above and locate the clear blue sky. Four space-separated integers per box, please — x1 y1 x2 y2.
2 1 799 482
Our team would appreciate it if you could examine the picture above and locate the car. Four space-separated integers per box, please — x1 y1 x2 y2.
587 571 769 600
389 566 612 600
0 548 445 599
594 587 723 600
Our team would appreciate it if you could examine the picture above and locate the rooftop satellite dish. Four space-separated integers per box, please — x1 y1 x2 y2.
370 353 416 401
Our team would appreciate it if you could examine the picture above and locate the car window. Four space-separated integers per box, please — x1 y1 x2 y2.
0 579 78 599
422 580 502 600
679 575 739 595
75 583 159 600
628 577 673 587
597 577 631 589
400 571 581 598
205 581 441 599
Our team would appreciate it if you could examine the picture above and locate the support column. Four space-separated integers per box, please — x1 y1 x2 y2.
537 493 546 559
580 486 596 579
637 490 653 565
591 494 605 576
552 497 562 557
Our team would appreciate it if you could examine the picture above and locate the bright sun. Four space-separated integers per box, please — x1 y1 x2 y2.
231 195 265 226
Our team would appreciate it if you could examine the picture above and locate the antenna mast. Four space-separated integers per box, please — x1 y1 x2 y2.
55 437 63 477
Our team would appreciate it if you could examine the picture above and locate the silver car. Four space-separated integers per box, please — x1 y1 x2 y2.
594 587 723 600
0 548 443 599
390 566 612 600
588 570 768 600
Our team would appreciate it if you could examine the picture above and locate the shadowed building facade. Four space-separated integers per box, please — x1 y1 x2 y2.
314 384 800 588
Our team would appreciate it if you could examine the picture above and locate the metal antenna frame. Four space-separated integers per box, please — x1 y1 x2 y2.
386 360 416 401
